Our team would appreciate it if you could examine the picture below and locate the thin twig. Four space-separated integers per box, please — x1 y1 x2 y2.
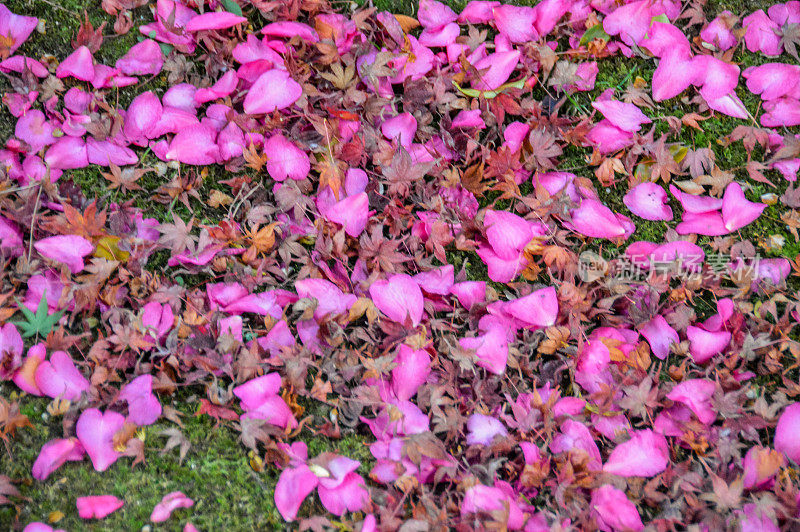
27 183 44 262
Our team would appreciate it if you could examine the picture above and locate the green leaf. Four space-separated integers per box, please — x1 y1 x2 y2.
222 0 243 17
452 79 526 99
651 13 670 24
159 42 174 56
579 24 610 46
12 290 65 338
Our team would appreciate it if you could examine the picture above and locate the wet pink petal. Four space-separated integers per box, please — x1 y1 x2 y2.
151 491 194 523
44 136 89 170
449 281 486 309
317 471 368 516
34 350 90 401
604 430 669 477
76 495 124 519
55 46 95 81
623 183 672 221
116 39 163 76
76 409 125 472
451 109 485 129
652 49 696 102
721 182 766 232
641 21 690 58
585 119 635 153
418 0 457 28
591 485 644 532
743 10 782 56
264 134 310 181
260 21 319 42
592 100 651 132
639 315 679 360
466 413 508 445
275 465 319 521
687 325 731 363
775 403 800 463
124 91 163 141
185 11 247 32
675 211 728 236
666 378 716 424
460 317 509 374
692 55 740 101
243 69 302 114
369 274 424 327
119 375 161 426
32 437 85 481
34 235 93 274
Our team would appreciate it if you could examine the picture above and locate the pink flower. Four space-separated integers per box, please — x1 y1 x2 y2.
34 235 94 273
76 408 125 472
77 495 124 519
274 443 369 521
590 485 644 532
32 437 85 481
369 274 424 327
151 491 194 523
775 402 800 463
603 430 669 477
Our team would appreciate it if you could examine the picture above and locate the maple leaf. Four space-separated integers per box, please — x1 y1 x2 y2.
101 163 149 193
382 147 433 198
159 428 192 464
72 11 106 53
0 397 31 442
682 147 715 178
12 290 65 338
0 475 20 505
526 128 563 170
319 62 356 90
158 213 196 255
780 22 800 61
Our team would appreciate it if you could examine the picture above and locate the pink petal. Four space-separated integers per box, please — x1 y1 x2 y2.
233 373 282 411
471 50 520 91
652 49 696 102
721 182 765 232
124 91 163 141
275 465 319 521
32 438 85 481
743 10 782 56
675 211 728 236
585 119 635 153
761 97 800 128
369 274 424 327
603 430 669 477
86 139 138 167
413 265 454 295
449 281 486 309
391 344 431 401
743 63 800 101
418 0 457 28
687 325 731 363
550 419 602 470
317 472 368 516
666 378 716 424
462 484 525 530
466 413 508 445
701 11 737 51
419 22 460 47
460 317 509 375
591 485 644 532
532 0 570 36
165 124 220 165
704 92 749 119
484 209 539 260
623 182 672 221
381 113 417 148
243 69 302 114
194 70 239 104
324 192 369 237
0 4 38 54
775 403 800 463
12 343 46 395
260 21 319 42
264 134 310 181
295 278 357 320
451 109 485 129
504 286 559 328
56 46 95 81
115 39 163 76
185 11 246 32
592 100 651 132
150 491 194 523
641 21 690 58
119 375 161 426
76 409 125 472
44 136 88 170
34 235 93 273
76 495 124 519
568 199 633 239
691 55 740 100
639 315 679 359
34 350 90 401
492 5 537 43
603 0 656 46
